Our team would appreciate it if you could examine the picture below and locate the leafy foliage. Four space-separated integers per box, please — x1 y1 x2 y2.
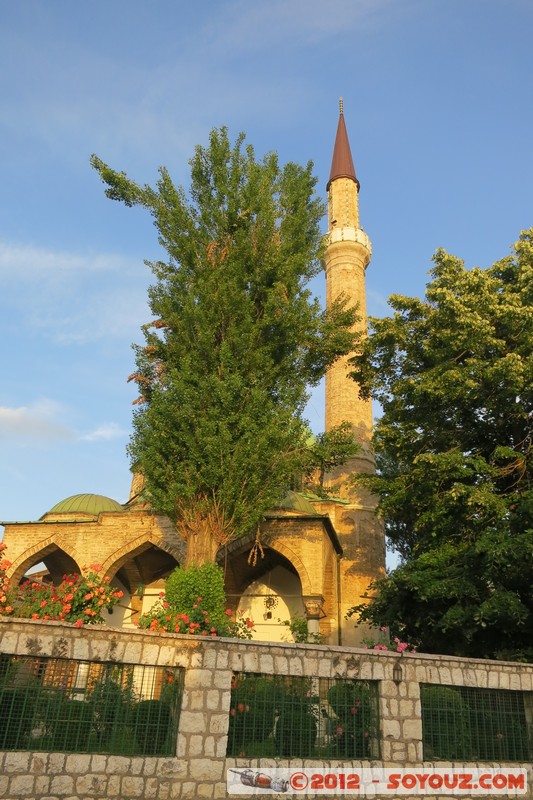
300 421 361 495
327 681 375 758
91 128 357 562
350 230 533 660
281 614 323 644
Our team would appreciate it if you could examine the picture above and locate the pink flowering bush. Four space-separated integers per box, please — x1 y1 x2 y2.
327 680 376 758
0 543 123 626
137 562 254 639
361 625 417 653
137 594 254 638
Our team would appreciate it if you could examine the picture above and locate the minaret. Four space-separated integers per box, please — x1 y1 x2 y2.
323 100 385 647
325 98 375 481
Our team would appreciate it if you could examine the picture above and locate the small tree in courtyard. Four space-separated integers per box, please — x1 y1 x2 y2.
91 128 357 565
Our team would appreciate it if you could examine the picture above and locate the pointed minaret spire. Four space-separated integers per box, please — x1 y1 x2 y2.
327 98 359 191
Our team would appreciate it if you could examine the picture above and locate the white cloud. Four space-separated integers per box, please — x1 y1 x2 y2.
0 239 149 344
206 0 397 54
0 0 405 169
0 399 74 441
367 288 391 316
81 422 128 442
0 399 128 446
0 241 130 281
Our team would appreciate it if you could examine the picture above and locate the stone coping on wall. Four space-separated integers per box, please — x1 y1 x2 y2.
2 615 533 667
2 616 533 682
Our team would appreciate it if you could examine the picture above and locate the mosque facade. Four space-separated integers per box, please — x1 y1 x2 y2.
1 106 385 646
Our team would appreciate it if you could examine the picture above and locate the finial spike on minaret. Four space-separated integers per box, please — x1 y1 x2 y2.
327 99 358 191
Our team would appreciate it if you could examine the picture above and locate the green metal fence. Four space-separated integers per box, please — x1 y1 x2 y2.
421 684 533 762
227 672 380 760
0 653 183 755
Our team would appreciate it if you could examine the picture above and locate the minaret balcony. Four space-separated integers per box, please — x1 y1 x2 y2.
326 226 372 254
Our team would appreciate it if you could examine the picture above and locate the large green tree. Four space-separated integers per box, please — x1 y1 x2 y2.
350 230 533 660
91 129 356 565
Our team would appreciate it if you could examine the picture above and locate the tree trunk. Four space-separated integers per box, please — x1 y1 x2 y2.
177 495 234 568
184 524 220 567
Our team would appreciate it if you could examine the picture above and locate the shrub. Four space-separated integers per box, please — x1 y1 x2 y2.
328 681 375 758
275 705 317 758
87 667 134 747
0 543 124 625
421 685 471 760
132 700 173 755
165 563 226 625
138 563 254 638
227 675 277 754
49 699 93 752
0 688 36 749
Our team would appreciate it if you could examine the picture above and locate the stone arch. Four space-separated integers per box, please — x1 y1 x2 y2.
100 531 183 629
101 531 182 585
222 531 313 601
223 533 311 644
259 534 313 597
246 531 313 597
9 535 82 585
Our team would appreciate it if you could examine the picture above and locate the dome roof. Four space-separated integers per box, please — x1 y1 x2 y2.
47 494 123 515
274 490 316 515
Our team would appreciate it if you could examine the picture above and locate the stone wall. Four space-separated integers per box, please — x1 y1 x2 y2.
1 617 532 799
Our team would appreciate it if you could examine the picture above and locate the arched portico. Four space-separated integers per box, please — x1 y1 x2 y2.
9 536 81 586
101 533 182 628
220 530 319 643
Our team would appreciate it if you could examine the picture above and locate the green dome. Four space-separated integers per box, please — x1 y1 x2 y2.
48 494 123 515
275 490 316 515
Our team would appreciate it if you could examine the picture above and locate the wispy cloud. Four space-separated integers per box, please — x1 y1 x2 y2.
0 241 130 280
205 0 398 55
367 288 391 316
81 422 128 442
0 398 128 446
0 0 404 168
0 399 74 441
0 239 148 344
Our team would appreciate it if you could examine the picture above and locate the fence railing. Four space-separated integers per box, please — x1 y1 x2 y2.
227 673 380 760
0 653 183 756
421 684 533 762
2 650 533 763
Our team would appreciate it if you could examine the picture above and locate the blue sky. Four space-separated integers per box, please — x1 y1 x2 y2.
1 0 532 526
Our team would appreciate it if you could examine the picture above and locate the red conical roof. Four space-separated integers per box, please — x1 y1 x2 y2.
327 99 359 191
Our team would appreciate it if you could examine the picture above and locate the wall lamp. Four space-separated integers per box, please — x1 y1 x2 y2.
392 660 403 685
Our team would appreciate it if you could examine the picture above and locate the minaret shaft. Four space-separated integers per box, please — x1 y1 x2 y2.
325 134 374 473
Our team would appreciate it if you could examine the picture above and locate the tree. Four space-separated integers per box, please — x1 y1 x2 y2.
299 422 361 496
350 230 533 660
91 128 356 565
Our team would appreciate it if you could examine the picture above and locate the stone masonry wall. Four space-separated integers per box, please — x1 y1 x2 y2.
1 617 532 799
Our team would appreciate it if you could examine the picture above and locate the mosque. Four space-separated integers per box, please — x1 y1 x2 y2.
1 105 385 647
